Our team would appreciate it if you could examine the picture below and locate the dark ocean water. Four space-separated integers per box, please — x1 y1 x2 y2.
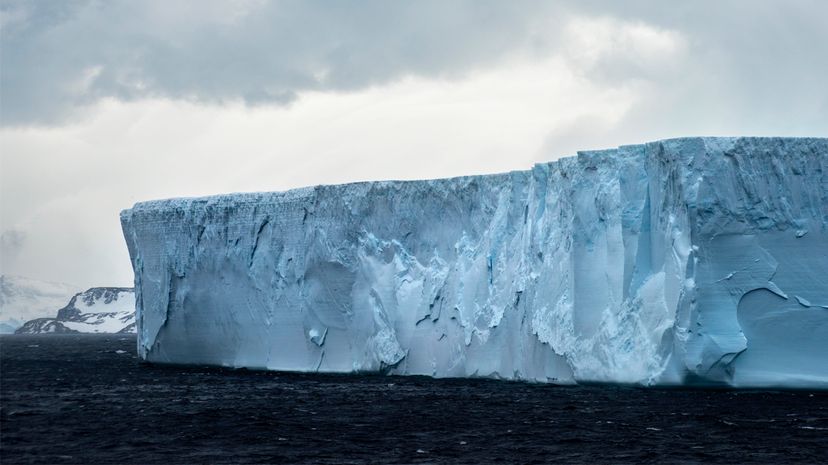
1 335 826 464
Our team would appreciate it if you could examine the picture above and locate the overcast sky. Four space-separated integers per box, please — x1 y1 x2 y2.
1 0 827 289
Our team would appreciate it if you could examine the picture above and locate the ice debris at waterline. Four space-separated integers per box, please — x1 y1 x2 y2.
120 137 828 388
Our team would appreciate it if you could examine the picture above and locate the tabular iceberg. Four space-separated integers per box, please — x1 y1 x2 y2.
120 137 828 388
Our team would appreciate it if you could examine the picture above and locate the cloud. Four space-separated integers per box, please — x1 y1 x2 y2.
1 1 827 287
1 0 562 126
0 56 637 287
572 1 828 125
539 1 828 152
4 1 826 129
561 16 686 83
0 228 26 266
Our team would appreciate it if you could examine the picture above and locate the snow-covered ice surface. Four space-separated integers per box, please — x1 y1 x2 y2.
120 137 828 388
0 275 82 334
16 287 136 334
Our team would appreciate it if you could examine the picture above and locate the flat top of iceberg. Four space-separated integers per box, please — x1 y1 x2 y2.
122 136 826 215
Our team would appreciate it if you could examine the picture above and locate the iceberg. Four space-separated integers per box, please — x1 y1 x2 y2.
120 137 828 388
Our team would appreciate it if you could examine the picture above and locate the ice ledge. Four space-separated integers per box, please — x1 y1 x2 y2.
121 137 828 388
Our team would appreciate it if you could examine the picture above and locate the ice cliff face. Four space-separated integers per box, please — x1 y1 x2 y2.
120 137 828 388
16 287 136 334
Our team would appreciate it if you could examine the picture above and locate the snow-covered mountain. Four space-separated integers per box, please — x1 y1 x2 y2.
0 275 82 333
16 287 136 334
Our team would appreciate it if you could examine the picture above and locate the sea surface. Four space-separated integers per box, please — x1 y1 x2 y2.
1 334 826 464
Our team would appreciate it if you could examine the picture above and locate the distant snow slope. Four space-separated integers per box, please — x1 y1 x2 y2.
16 287 136 334
0 275 82 334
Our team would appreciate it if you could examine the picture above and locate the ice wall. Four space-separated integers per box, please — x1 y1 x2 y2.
120 137 828 388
